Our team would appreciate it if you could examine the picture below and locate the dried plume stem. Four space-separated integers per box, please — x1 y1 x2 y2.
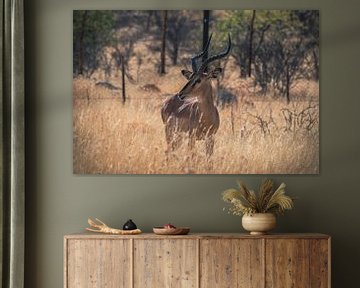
86 218 142 235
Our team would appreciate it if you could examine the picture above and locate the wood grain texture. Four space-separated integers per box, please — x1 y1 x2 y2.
265 239 310 288
200 239 264 288
64 234 330 288
133 239 197 288
66 239 131 288
310 239 330 288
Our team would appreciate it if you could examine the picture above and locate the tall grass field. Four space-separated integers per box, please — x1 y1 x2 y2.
73 66 319 174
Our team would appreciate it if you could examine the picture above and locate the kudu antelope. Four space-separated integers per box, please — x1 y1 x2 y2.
161 34 231 158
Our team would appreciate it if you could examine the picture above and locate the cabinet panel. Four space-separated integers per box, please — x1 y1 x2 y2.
200 239 264 288
66 239 131 288
134 239 198 288
310 239 330 288
265 239 310 288
64 234 330 288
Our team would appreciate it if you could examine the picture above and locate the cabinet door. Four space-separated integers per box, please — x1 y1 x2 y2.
66 239 131 288
266 239 309 287
200 239 264 288
134 239 198 288
309 239 330 288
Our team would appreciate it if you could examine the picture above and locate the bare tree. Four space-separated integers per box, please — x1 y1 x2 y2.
248 10 256 77
73 11 115 76
78 11 89 75
110 15 137 103
167 11 193 65
202 10 210 63
146 11 155 32
112 43 135 103
160 10 168 74
121 55 126 103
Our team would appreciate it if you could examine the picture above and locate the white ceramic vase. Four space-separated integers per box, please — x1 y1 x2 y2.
242 213 276 235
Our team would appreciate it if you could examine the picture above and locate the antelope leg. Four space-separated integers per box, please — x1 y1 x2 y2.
205 136 215 157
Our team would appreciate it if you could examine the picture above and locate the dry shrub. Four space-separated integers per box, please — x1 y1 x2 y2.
73 76 319 174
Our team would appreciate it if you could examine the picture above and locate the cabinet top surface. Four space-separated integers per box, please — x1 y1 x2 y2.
64 232 330 240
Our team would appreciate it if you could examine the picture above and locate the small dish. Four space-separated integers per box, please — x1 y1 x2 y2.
153 227 190 235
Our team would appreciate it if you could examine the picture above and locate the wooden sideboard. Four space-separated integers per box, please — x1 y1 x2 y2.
64 233 330 288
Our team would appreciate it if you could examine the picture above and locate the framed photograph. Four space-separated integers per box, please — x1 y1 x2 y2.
73 10 319 174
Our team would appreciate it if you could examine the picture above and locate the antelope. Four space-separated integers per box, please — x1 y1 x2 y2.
161 34 231 158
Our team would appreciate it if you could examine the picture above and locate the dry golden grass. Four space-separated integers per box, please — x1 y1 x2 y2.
73 68 319 174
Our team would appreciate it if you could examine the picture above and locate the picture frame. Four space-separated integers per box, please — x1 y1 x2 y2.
73 10 319 175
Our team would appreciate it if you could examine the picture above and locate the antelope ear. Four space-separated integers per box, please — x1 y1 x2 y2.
210 67 222 78
181 70 192 80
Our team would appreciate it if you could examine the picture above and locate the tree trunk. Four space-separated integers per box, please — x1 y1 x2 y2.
202 10 210 64
121 55 126 104
78 11 88 75
240 67 247 78
248 10 256 77
312 48 319 81
172 39 178 65
160 10 168 74
146 11 153 32
286 65 290 103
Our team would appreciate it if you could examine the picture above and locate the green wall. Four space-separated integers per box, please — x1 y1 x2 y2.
25 0 360 287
